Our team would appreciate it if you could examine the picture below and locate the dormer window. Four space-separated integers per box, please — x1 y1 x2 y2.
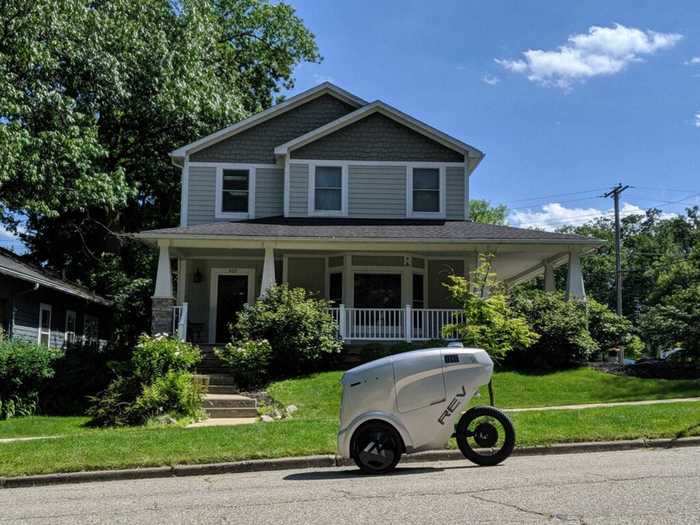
309 163 348 216
215 165 256 219
407 166 446 218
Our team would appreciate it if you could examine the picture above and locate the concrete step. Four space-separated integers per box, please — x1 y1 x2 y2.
206 384 240 395
205 374 237 386
205 407 259 418
203 394 256 409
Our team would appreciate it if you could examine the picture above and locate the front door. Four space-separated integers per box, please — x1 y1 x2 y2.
215 275 249 343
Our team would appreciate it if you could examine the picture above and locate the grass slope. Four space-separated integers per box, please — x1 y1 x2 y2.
0 367 698 477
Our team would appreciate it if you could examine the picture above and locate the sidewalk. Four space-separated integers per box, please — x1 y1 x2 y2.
503 396 700 413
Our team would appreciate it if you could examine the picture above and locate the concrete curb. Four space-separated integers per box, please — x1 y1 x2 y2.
2 436 699 489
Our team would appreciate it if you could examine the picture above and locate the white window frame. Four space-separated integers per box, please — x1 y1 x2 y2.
38 303 52 347
215 164 257 220
406 165 446 219
308 162 348 217
64 309 77 344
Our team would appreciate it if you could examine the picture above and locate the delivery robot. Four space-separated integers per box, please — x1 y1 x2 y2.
337 343 515 474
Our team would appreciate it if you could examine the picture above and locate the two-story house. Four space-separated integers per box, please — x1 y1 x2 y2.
136 83 601 345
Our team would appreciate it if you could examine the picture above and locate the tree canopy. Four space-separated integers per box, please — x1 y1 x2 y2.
469 199 508 225
0 0 320 344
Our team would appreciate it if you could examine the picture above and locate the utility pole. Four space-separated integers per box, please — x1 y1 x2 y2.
603 183 630 364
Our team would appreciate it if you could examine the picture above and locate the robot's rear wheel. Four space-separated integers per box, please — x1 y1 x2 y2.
350 420 403 474
455 406 515 466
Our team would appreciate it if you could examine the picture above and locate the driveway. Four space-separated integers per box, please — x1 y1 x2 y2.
1 447 698 524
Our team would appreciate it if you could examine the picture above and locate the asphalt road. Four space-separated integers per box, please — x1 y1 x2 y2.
1 447 699 524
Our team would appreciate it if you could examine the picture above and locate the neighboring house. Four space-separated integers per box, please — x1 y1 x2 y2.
136 83 602 345
0 248 112 347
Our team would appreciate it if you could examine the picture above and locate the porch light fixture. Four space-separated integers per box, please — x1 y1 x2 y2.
193 268 203 284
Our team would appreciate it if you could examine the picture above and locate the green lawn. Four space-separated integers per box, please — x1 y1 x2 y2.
268 367 700 420
0 367 698 478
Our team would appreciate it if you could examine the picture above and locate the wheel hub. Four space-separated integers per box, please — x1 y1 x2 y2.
473 422 498 448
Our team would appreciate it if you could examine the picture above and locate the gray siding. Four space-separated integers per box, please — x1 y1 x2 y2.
288 163 309 217
191 95 357 164
286 257 325 297
446 166 466 220
291 113 465 162
186 165 283 225
348 165 406 218
428 260 464 308
255 167 284 218
187 166 217 225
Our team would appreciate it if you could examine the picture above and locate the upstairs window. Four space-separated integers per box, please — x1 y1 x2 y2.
409 167 444 217
222 169 249 213
309 164 347 216
215 166 255 219
412 168 439 212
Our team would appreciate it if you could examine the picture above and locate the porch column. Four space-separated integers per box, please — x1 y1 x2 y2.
152 241 175 335
565 251 586 301
543 262 556 292
260 245 276 298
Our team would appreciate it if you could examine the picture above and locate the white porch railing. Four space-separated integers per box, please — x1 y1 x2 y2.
171 303 188 341
329 305 464 342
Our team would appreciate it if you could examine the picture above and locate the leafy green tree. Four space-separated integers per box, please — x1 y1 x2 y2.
509 289 598 368
445 255 539 360
0 0 320 346
469 199 508 225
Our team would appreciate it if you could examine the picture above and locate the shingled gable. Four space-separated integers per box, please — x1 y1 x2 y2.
274 101 484 169
169 83 366 163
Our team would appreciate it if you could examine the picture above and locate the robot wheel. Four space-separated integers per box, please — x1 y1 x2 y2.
455 406 516 466
350 420 403 474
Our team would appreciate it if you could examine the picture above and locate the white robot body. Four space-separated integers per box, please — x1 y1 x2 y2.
337 344 494 459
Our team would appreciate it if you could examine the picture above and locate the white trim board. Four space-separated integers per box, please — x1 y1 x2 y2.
208 267 256 344
170 83 366 160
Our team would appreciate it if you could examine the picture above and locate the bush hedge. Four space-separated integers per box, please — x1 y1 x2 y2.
0 336 61 419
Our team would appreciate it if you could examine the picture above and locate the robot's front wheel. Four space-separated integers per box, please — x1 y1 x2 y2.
350 420 403 474
455 406 515 466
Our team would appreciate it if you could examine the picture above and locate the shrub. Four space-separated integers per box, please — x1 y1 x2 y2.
40 340 119 415
131 371 203 423
233 284 342 378
444 255 539 361
0 338 61 419
215 339 272 390
509 289 598 368
587 299 635 354
131 334 200 383
87 335 202 426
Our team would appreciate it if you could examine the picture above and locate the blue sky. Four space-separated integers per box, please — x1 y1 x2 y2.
3 2 699 252
287 0 700 229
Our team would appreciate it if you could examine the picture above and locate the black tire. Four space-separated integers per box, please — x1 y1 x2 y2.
350 420 403 475
455 406 515 466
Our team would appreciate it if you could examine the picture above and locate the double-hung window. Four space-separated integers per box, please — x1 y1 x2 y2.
410 168 442 215
65 310 77 345
216 166 255 219
310 165 346 215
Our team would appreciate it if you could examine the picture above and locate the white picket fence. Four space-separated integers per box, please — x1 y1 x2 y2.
328 305 464 342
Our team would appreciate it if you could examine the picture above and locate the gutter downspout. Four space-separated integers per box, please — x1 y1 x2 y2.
9 282 39 338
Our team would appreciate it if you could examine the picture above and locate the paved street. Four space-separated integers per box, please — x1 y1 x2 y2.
1 447 699 524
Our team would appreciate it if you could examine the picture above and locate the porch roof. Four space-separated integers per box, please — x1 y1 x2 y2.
137 218 603 246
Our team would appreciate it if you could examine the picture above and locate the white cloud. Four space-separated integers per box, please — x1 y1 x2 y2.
685 57 700 65
509 202 675 231
694 112 700 127
312 73 336 84
481 74 500 86
496 23 682 89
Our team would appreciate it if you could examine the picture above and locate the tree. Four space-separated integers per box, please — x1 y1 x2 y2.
469 199 508 225
0 0 320 345
445 255 538 360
